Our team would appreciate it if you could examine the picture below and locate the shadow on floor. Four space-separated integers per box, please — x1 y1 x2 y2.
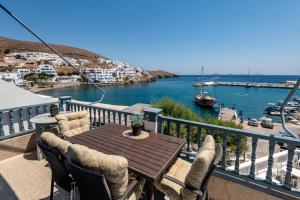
0 175 19 200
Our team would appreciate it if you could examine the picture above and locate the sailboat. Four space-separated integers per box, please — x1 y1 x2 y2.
246 68 251 88
194 66 217 109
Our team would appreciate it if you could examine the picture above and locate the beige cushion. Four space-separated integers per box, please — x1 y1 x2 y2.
182 135 216 200
67 144 129 200
155 158 191 200
40 132 71 154
55 111 90 137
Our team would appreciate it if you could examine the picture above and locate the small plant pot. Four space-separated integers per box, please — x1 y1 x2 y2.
50 104 59 117
131 125 142 136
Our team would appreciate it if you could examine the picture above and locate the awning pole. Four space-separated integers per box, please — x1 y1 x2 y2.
280 78 300 139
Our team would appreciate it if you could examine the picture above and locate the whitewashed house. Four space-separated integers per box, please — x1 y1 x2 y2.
15 68 31 78
32 64 57 76
84 68 116 83
0 72 20 84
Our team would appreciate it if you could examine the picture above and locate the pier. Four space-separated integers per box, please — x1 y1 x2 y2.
218 107 238 121
194 81 299 89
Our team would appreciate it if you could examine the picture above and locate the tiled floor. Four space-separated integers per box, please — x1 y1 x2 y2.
0 152 68 200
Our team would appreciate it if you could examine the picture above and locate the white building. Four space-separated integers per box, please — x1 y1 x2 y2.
33 64 57 76
14 68 31 78
84 68 116 83
0 72 20 84
6 52 79 67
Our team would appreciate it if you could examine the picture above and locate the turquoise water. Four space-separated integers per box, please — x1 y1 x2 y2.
40 75 299 120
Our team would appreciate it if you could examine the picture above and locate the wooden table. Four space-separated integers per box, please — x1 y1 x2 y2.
67 123 186 200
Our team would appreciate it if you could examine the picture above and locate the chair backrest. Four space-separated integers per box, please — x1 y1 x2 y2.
37 140 72 192
199 144 223 193
55 111 90 137
65 161 112 200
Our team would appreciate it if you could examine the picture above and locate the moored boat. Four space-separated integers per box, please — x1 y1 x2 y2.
194 92 216 109
194 66 217 109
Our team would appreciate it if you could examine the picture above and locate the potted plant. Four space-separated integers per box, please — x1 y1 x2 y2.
130 112 144 136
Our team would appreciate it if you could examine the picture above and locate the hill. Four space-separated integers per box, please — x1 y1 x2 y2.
148 70 178 79
0 36 105 61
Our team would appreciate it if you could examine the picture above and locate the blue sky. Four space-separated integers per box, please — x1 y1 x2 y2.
0 0 299 75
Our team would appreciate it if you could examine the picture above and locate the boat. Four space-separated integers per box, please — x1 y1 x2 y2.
194 66 217 109
194 92 217 109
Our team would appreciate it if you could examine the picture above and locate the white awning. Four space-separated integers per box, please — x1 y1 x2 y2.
0 80 57 111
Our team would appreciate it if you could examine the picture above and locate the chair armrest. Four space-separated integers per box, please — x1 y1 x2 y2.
119 179 139 200
162 175 203 197
181 150 197 157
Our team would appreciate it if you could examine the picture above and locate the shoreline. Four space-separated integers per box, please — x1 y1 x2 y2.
30 82 82 93
30 75 174 93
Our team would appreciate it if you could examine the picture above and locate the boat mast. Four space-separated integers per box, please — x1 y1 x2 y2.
247 68 250 87
201 66 204 95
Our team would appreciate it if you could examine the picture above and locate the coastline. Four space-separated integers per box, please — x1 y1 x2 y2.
30 71 177 93
30 82 82 93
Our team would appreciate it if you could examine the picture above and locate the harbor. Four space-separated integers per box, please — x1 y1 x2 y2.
193 80 299 89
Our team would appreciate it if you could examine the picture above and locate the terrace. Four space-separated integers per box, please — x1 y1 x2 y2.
0 79 300 200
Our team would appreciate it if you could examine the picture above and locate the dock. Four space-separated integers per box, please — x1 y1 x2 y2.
194 81 299 89
218 107 238 121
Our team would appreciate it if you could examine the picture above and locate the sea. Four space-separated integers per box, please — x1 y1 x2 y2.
39 75 299 121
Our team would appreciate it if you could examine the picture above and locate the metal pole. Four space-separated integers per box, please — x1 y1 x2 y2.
280 78 300 139
0 3 105 103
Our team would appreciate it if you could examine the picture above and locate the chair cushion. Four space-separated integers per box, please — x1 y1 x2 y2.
182 135 216 200
154 158 191 200
67 144 129 200
40 132 71 155
55 111 90 137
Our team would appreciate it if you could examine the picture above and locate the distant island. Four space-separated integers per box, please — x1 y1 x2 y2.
0 36 176 90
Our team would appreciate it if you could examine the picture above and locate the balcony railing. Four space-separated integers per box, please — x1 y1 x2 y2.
0 102 54 140
1 96 299 199
157 115 300 199
65 100 133 127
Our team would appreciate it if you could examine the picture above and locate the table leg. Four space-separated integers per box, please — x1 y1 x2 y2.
35 124 44 160
146 181 155 200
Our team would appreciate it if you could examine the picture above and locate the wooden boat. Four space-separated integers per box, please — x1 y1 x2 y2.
194 92 216 108
194 66 217 109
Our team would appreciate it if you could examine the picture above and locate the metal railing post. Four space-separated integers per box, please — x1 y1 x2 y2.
143 108 163 133
59 96 72 111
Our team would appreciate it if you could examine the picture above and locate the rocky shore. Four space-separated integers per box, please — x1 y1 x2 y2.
148 70 178 80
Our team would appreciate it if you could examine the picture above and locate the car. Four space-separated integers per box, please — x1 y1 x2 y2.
260 117 274 129
248 118 258 127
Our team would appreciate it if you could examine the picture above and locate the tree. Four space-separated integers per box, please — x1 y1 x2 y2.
3 48 10 54
0 65 14 72
24 73 38 83
15 54 21 59
152 98 247 157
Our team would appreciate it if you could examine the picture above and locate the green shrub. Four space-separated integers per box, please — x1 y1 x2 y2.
152 97 247 156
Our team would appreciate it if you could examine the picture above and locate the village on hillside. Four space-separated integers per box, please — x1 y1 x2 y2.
0 50 152 90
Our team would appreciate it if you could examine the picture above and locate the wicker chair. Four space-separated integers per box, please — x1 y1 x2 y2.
55 110 90 137
37 140 73 200
66 161 143 200
155 136 223 200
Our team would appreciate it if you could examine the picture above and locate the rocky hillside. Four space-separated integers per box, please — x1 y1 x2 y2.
0 36 177 77
148 70 178 79
0 36 105 62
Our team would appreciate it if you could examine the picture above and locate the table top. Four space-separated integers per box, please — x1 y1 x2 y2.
30 111 71 125
67 123 186 181
30 113 57 125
